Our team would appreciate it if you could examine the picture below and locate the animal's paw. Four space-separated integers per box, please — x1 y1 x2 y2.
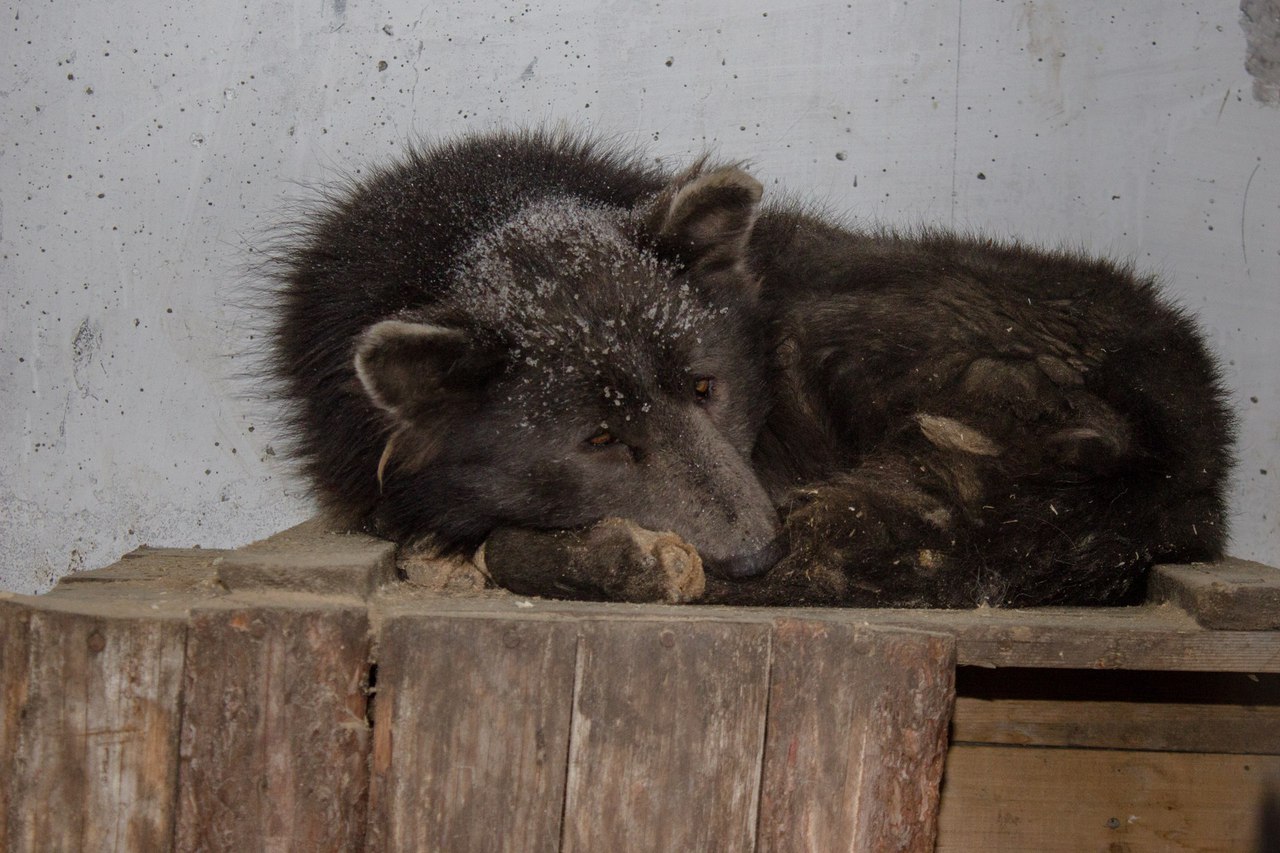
584 518 706 604
777 479 957 606
782 486 887 551
478 519 705 603
784 468 956 553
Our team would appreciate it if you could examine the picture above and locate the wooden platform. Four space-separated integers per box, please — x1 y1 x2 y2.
2 522 1278 851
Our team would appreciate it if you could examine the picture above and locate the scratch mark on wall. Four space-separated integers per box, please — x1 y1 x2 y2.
28 321 41 400
1241 160 1262 274
1241 0 1280 104
71 317 102 399
520 57 537 81
399 38 425 112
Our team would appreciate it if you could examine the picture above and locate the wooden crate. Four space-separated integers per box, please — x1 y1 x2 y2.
0 527 954 852
1 521 1277 851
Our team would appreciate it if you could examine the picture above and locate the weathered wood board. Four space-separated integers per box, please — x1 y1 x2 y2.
1150 557 1280 631
174 604 372 852
954 696 1280 754
560 619 773 852
214 518 398 598
952 667 1280 755
757 620 954 853
368 615 579 853
936 744 1280 853
0 597 186 852
382 587 1280 673
0 599 31 848
369 613 955 853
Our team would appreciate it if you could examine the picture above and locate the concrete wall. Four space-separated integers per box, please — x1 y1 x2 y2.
2 0 1277 593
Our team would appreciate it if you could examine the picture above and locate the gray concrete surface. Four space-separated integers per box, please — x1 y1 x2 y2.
2 0 1276 593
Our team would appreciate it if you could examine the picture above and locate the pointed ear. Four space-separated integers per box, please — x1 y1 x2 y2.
642 162 763 274
354 320 500 419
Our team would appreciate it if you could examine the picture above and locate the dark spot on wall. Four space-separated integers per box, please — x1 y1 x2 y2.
1241 0 1280 103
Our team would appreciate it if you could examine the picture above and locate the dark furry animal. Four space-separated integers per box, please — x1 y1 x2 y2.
267 130 1233 607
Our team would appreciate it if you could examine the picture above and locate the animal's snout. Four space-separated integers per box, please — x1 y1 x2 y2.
706 537 785 580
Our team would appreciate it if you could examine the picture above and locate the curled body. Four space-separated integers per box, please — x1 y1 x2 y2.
268 130 1233 607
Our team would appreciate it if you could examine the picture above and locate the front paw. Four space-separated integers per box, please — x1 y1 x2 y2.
581 518 706 603
479 518 706 604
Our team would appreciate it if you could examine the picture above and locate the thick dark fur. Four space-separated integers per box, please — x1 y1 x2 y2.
267 130 1233 607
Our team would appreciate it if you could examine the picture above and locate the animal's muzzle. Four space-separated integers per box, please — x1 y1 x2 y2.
706 537 786 580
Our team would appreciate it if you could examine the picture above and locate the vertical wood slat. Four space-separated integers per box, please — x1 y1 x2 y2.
174 604 371 852
0 598 187 852
0 599 31 848
758 620 956 853
367 614 579 853
561 619 773 853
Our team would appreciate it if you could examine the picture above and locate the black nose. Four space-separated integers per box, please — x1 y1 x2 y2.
706 538 785 580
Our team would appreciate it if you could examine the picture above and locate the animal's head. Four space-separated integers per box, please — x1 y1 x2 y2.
353 163 781 578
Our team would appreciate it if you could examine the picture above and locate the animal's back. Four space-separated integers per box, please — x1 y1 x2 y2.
747 212 1234 605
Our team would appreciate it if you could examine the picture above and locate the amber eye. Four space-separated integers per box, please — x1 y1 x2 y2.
586 429 616 448
694 377 715 402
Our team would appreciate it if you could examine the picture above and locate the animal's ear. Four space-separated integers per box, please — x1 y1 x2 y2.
642 162 763 275
354 320 501 419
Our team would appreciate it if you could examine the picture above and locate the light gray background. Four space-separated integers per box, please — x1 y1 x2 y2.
2 0 1277 593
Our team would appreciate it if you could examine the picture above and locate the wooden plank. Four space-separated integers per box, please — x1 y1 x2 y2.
0 599 32 847
758 621 955 853
56 547 229 585
953 667 1280 754
878 604 1280 673
561 619 772 852
2 597 186 852
936 744 1280 853
366 614 578 853
215 519 397 598
1150 558 1280 630
174 604 371 852
953 696 1280 754
375 590 1280 673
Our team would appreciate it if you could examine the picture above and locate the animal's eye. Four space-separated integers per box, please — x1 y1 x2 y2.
694 377 715 402
586 429 616 448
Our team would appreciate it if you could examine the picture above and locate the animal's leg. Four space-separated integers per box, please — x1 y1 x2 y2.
716 402 1190 608
479 517 706 603
704 446 975 607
